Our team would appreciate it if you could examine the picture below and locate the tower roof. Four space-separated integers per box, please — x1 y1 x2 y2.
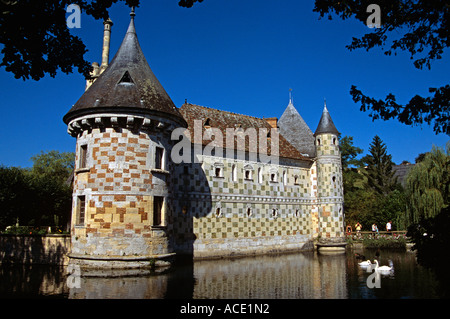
63 11 185 126
278 98 315 157
314 103 339 136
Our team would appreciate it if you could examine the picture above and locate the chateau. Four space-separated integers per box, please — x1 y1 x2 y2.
63 11 345 269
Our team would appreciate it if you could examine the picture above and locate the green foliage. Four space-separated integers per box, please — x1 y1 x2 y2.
3 225 47 236
313 0 449 135
361 135 399 196
0 150 74 231
343 135 405 230
0 0 139 80
361 234 407 250
405 144 450 224
339 135 363 169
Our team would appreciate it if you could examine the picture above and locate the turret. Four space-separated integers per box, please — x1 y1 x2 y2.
314 102 346 252
63 9 186 269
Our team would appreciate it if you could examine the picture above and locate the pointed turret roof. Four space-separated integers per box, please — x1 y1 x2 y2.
278 96 315 157
314 102 339 136
63 11 185 126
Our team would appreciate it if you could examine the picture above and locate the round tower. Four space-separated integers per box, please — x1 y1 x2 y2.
63 10 187 269
314 103 346 252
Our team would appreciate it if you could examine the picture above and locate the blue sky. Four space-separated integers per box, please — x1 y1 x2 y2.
0 0 448 168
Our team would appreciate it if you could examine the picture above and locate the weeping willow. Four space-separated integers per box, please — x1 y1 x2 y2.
405 143 450 224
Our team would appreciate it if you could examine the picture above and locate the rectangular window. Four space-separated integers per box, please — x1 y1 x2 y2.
77 195 86 225
153 196 164 226
79 144 87 169
155 147 164 170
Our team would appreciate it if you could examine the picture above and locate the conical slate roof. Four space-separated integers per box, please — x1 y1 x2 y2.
63 13 185 126
278 99 315 157
314 104 339 136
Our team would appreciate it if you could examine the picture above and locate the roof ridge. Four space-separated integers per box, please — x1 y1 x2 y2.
182 103 268 122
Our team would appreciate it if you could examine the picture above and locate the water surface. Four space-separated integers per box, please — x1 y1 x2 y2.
0 249 441 299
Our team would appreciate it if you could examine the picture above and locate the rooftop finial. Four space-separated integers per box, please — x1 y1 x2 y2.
130 6 136 18
289 88 293 105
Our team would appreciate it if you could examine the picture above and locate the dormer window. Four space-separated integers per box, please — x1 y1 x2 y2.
118 71 134 84
204 118 211 128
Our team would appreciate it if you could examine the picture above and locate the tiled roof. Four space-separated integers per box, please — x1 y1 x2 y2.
179 103 311 162
278 101 316 158
63 15 186 126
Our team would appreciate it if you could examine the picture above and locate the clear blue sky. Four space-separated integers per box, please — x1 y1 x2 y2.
0 0 448 168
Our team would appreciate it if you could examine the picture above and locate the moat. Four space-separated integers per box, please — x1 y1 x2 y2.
0 249 442 299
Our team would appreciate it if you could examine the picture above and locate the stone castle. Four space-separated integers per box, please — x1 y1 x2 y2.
63 11 345 269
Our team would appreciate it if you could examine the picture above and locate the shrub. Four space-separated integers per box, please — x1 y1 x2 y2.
362 234 407 249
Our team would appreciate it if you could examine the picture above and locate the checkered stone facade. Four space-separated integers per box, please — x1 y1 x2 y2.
170 154 318 258
70 125 175 266
315 132 345 241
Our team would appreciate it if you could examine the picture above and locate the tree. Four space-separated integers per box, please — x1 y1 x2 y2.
362 135 399 196
340 135 363 169
0 151 75 231
339 135 369 228
405 143 450 225
0 166 31 230
30 150 74 181
0 0 141 81
313 0 449 135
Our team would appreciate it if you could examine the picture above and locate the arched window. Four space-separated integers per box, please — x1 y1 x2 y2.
258 167 263 183
232 164 237 182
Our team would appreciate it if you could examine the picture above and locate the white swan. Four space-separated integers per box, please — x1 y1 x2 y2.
374 260 393 272
358 260 372 267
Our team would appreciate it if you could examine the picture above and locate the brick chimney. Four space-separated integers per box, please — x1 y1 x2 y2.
265 117 278 129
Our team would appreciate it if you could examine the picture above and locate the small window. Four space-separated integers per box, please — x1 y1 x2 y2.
272 208 278 218
246 207 252 217
215 207 222 218
333 137 337 145
294 175 299 185
153 196 164 226
283 171 287 186
295 209 300 217
215 167 222 177
245 169 252 180
258 168 263 183
155 147 164 170
76 195 86 225
270 173 277 182
79 144 87 169
204 118 211 128
119 71 134 84
317 138 321 146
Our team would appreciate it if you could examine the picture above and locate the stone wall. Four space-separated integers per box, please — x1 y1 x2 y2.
170 152 317 258
0 234 71 265
71 126 173 260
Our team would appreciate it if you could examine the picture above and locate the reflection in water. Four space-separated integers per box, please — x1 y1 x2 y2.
192 253 347 299
0 250 442 299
